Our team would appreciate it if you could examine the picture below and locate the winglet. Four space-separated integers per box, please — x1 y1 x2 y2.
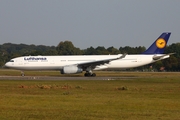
109 53 127 61
142 32 171 54
118 53 127 59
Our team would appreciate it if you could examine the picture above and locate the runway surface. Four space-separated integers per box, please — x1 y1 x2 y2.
0 76 136 80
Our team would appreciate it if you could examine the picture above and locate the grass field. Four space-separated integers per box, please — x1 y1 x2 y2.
0 70 180 120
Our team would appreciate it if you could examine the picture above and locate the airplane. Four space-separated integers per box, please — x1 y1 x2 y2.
5 32 173 77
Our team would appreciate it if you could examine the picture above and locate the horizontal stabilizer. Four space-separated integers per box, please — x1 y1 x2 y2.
153 53 175 60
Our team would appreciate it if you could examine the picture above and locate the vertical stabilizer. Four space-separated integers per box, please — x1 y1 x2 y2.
142 32 171 54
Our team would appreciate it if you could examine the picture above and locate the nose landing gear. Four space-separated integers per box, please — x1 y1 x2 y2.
21 71 25 76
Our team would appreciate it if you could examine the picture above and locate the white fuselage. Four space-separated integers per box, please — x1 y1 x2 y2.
5 54 169 71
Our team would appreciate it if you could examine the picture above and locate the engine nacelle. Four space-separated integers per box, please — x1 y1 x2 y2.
61 66 83 74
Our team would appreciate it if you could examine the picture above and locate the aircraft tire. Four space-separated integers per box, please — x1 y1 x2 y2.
84 72 96 77
91 73 96 77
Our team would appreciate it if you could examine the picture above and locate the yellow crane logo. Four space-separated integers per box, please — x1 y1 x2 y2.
156 38 166 49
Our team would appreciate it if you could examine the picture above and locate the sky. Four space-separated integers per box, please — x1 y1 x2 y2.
0 0 180 49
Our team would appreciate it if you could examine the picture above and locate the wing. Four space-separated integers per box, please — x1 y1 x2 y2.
77 54 127 70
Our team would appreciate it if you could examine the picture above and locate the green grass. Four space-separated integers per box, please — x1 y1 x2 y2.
0 73 180 120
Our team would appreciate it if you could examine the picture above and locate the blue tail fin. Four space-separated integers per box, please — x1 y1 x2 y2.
142 32 171 54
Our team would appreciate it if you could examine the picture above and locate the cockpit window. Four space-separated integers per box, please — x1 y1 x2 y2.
9 60 14 62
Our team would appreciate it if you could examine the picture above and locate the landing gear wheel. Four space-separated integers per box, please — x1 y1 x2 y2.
84 72 96 77
84 72 89 77
21 71 25 77
91 73 96 77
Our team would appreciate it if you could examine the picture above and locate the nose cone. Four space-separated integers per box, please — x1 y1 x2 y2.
4 62 11 68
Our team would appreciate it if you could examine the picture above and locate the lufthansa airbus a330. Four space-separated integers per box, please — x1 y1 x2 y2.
5 32 173 77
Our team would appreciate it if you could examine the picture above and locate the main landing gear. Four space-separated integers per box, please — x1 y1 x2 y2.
84 71 96 77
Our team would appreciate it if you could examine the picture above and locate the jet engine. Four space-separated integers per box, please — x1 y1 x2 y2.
61 66 82 74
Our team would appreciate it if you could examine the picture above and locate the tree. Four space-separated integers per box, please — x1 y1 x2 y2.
95 46 109 55
56 41 83 55
83 46 96 55
107 46 121 54
44 49 58 55
163 55 179 71
164 43 180 71
119 46 145 54
165 43 180 58
153 61 163 71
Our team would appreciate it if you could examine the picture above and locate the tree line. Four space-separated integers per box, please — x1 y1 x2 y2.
0 41 180 71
